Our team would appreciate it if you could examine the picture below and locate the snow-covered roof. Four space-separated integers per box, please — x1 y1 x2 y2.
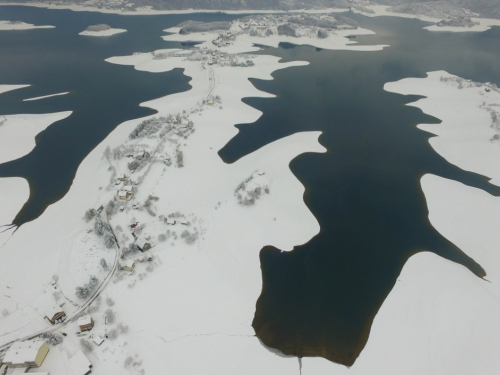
78 316 92 326
93 336 104 346
45 306 64 319
136 237 150 247
123 186 133 192
118 190 129 197
126 260 135 268
4 340 47 365
69 350 92 375
166 218 176 225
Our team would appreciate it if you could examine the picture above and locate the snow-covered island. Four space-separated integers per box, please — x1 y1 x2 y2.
0 20 55 30
79 24 127 37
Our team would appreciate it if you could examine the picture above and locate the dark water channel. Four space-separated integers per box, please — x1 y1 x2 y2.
219 15 500 365
1 6 500 366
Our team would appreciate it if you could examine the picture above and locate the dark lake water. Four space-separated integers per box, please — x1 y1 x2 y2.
219 15 500 365
1 6 500 366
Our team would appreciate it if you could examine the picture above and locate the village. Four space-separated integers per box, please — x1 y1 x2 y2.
0 42 259 374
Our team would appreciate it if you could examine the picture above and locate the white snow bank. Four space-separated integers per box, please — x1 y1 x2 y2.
384 71 500 184
0 84 30 95
0 20 54 30
23 92 69 101
0 111 73 164
79 28 127 37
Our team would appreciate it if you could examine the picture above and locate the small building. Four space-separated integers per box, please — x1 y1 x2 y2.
69 350 92 375
93 336 104 346
118 190 131 201
45 306 66 325
136 237 152 252
124 260 135 272
179 219 188 226
78 316 94 332
117 174 128 181
3 341 49 369
166 218 176 225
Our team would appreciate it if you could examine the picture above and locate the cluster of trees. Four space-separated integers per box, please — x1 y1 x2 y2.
41 332 63 346
288 14 358 29
129 117 169 140
108 323 129 340
100 258 108 270
75 275 99 299
80 338 93 352
234 174 270 206
144 195 160 216
85 24 111 32
121 242 140 258
84 209 95 222
128 151 151 172
181 229 198 244
94 214 116 248
178 20 231 35
105 308 116 324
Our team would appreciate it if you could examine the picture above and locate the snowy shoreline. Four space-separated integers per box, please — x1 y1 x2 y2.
1 2 500 33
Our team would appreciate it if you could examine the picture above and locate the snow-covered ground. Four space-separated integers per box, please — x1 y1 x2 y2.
0 20 54 30
0 111 72 165
78 28 127 37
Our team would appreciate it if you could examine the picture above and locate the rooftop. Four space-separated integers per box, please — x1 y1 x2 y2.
4 340 47 365
69 350 92 375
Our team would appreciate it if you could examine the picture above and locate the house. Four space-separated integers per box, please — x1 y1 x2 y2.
45 306 66 325
93 336 104 346
69 350 92 375
136 237 152 252
166 218 176 225
118 190 131 201
117 174 128 181
78 316 94 332
124 260 135 272
3 341 49 369
179 219 188 226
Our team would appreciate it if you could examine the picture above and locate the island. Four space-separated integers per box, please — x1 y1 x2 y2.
0 20 54 30
79 23 127 37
